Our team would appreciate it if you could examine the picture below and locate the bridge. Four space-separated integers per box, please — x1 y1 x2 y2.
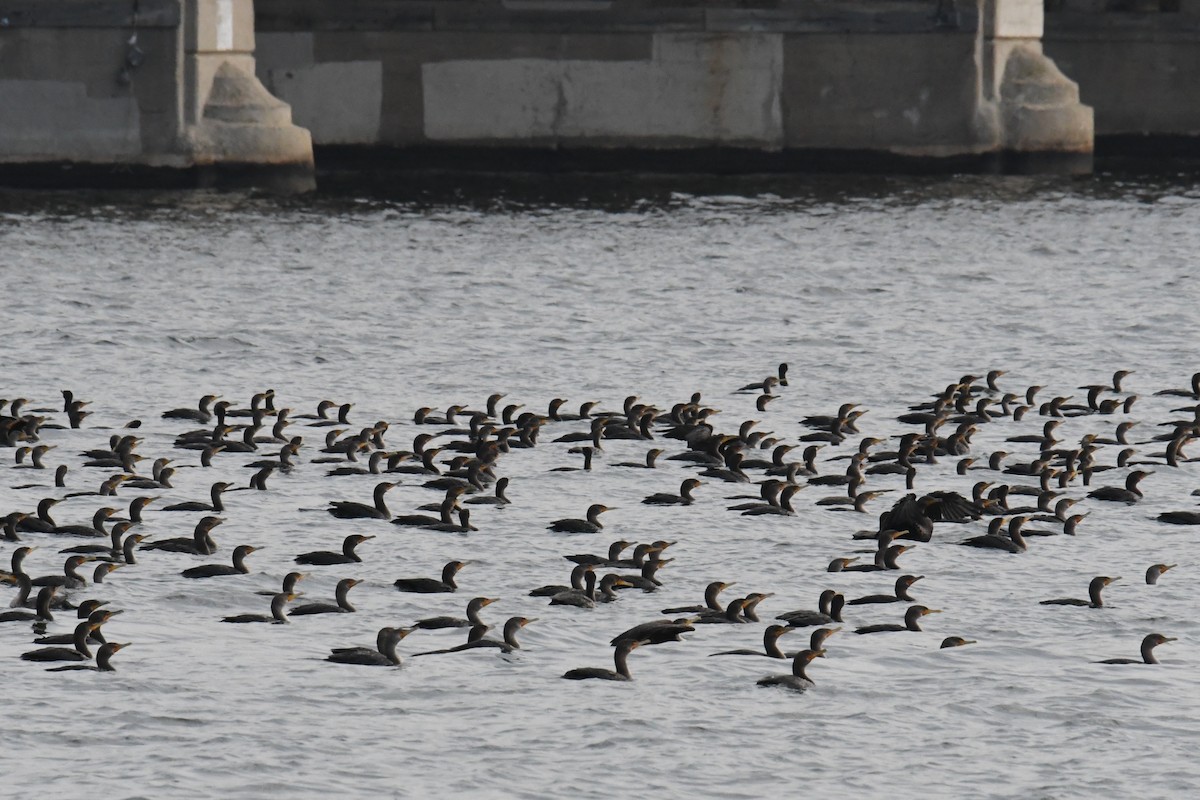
0 1 1193 188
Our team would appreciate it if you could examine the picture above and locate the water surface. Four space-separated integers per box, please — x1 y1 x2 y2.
2 172 1199 798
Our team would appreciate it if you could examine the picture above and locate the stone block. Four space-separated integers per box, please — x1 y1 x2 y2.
256 32 316 73
986 0 1045 39
1044 38 1200 134
781 33 980 153
0 79 141 159
420 32 782 146
266 61 383 144
188 0 255 54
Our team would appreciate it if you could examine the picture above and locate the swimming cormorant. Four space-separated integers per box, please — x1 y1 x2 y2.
414 616 533 655
21 621 99 661
662 580 735 615
327 481 396 520
394 561 467 593
548 504 611 533
46 641 129 672
327 627 414 666
563 640 641 681
1040 576 1118 608
961 516 1028 553
1097 633 1175 664
710 624 797 658
756 648 825 692
1087 470 1152 504
610 618 695 648
776 590 844 627
222 592 295 623
413 596 496 630
290 578 361 615
141 516 223 555
0 586 55 623
181 545 258 578
550 572 630 608
163 482 233 512
940 637 977 648
295 534 374 565
642 479 702 506
31 556 95 589
848 575 924 605
854 605 940 634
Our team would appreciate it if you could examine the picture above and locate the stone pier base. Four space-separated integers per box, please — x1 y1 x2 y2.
0 0 313 190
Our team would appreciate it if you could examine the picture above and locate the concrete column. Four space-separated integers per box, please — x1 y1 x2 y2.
181 0 314 186
978 0 1093 163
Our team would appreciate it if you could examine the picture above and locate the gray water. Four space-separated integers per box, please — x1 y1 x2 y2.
2 173 1200 798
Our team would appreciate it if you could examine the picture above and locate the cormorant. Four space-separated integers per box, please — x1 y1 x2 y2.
610 618 695 648
940 637 977 648
854 605 940 634
21 621 99 661
327 627 413 666
776 590 844 627
163 482 233 512
327 481 396 520
290 578 361 615
181 545 258 578
563 640 641 681
710 624 796 658
47 641 128 672
413 596 496 629
222 592 294 623
1097 633 1175 664
394 561 467 593
295 534 374 565
413 616 533 655
31 556 95 589
756 648 825 692
1087 470 1152 504
1040 576 1118 608
548 504 611 533
662 581 735 615
141 516 223 555
848 575 924 605
642 479 702 506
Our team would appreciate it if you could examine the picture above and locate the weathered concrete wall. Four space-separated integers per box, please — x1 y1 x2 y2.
0 0 313 187
1044 1 1200 139
255 0 1093 167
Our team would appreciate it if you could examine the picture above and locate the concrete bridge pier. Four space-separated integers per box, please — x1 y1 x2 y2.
182 0 313 187
977 1 1094 169
0 0 314 189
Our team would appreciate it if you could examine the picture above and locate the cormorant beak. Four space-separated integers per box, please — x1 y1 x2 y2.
926 609 943 614
1163 636 1177 642
523 618 537 625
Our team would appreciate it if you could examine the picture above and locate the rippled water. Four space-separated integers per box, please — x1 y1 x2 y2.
3 173 1200 798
